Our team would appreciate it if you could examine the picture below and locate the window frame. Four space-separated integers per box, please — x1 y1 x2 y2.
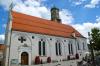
55 41 62 56
77 41 80 50
83 42 85 50
68 41 73 55
38 39 46 56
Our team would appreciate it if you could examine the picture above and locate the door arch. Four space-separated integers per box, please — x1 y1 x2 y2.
21 52 29 65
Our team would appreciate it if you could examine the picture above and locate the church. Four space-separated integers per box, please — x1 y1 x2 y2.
4 7 88 66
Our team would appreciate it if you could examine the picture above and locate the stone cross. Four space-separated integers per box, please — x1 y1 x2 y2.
18 36 26 43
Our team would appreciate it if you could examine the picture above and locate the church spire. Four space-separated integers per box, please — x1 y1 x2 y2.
51 6 61 23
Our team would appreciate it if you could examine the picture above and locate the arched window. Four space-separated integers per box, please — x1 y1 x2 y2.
83 42 85 50
68 41 73 55
77 41 80 50
55 43 58 55
43 41 45 55
38 39 46 56
55 41 62 56
39 41 41 55
68 43 70 54
70 44 73 54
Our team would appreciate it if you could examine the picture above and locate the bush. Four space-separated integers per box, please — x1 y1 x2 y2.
35 56 41 64
47 57 51 63
67 55 70 60
75 53 79 59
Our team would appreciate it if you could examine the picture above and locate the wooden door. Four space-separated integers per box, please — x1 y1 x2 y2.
21 52 28 65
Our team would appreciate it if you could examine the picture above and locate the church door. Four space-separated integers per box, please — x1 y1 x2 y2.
21 52 28 65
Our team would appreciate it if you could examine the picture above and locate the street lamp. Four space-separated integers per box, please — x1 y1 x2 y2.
88 32 96 66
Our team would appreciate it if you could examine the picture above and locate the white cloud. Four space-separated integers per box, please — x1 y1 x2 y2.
0 34 5 44
74 2 82 5
96 16 100 22
2 24 6 29
60 9 74 24
72 21 100 38
0 0 45 10
12 0 73 24
13 0 50 19
0 0 74 24
72 0 86 5
84 0 100 8
0 0 12 10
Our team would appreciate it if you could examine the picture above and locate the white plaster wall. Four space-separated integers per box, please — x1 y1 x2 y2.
9 30 88 65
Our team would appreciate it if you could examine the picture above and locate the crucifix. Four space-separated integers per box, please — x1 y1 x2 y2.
18 36 26 43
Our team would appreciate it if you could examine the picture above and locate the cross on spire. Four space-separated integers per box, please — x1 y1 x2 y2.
18 36 26 43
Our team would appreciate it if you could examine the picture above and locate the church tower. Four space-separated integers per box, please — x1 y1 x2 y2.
51 7 61 23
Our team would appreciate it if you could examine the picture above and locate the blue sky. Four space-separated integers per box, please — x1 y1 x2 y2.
0 6 8 34
43 0 100 23
0 0 100 43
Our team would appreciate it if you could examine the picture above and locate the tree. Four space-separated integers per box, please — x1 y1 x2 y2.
91 28 100 51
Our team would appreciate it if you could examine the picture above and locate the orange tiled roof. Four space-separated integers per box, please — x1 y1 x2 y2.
12 11 84 38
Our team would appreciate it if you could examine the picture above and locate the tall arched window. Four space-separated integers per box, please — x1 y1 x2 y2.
68 43 70 54
38 39 46 56
39 41 41 55
55 41 62 56
55 43 58 55
68 41 73 55
77 41 80 50
43 41 45 55
83 42 85 50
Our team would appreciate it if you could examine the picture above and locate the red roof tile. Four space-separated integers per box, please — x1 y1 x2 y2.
12 11 84 38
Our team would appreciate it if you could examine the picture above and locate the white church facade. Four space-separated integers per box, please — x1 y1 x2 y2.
5 7 88 66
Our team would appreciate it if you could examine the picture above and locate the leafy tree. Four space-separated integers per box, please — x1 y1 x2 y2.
90 28 100 51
